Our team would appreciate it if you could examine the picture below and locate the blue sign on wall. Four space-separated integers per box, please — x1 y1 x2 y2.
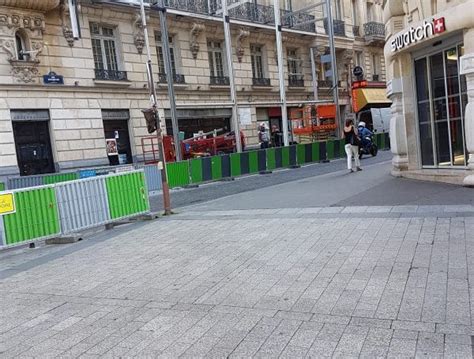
43 72 64 85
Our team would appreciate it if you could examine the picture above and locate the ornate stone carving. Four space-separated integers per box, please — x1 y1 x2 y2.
189 23 204 60
236 28 249 63
1 39 16 60
59 0 74 46
28 40 43 61
0 13 44 32
0 0 60 12
10 59 39 83
132 14 145 54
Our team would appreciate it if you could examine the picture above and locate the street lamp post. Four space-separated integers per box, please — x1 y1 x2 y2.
140 0 172 215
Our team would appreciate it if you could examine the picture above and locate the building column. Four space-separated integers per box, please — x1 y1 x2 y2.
460 54 474 186
388 79 408 175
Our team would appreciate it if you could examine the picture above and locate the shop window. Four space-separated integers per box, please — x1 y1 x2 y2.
102 110 132 166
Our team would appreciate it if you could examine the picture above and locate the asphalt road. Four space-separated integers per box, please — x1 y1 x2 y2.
151 150 473 213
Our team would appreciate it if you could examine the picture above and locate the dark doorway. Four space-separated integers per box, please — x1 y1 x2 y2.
103 119 132 166
13 120 55 176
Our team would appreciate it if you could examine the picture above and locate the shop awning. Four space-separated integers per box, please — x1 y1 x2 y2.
352 88 391 113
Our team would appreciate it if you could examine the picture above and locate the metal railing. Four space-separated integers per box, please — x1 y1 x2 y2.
323 18 346 37
94 69 128 81
158 73 186 84
288 75 304 87
252 77 271 86
363 22 385 45
318 80 341 88
164 0 219 15
210 76 230 85
372 74 380 81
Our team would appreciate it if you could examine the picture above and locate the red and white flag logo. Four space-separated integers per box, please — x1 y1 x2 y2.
433 17 446 34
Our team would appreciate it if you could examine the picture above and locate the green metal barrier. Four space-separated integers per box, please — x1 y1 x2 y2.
211 156 223 180
2 187 60 246
282 147 290 167
0 182 4 191
166 161 190 188
248 151 259 174
266 148 276 171
326 141 335 160
43 172 78 185
106 171 149 220
297 144 306 165
190 158 203 184
230 153 241 177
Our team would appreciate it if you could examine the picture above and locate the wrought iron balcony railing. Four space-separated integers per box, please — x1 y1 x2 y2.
318 80 341 88
363 22 385 45
158 73 186 84
163 1 316 33
353 25 360 37
252 77 271 86
288 75 304 87
210 76 230 86
94 69 128 81
372 74 380 81
323 18 346 37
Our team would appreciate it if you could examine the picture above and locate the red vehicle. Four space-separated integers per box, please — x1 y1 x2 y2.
141 129 245 164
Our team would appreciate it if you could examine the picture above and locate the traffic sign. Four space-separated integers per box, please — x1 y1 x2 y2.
0 192 15 215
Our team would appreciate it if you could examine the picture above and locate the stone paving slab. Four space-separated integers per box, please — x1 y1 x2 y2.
0 210 473 358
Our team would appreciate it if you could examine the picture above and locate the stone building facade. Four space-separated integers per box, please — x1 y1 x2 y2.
0 0 386 179
384 0 474 185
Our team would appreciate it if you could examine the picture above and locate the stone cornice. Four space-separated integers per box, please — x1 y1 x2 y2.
0 0 60 12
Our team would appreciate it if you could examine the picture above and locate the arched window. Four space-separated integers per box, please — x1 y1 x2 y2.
14 31 28 61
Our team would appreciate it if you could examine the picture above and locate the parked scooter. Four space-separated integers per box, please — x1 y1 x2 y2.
359 134 378 159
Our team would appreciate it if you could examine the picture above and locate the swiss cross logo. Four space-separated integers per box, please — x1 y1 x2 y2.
433 17 446 34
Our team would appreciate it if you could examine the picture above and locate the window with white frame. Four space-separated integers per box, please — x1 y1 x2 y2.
287 49 301 76
352 0 358 25
207 40 226 78
155 32 177 76
90 22 119 72
250 44 265 79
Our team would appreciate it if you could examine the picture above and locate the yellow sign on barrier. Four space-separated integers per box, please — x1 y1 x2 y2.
0 192 15 215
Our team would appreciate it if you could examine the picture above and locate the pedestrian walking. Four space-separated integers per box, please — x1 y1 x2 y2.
343 119 362 173
258 123 270 149
271 125 282 147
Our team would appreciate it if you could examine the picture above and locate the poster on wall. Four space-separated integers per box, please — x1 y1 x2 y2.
238 107 252 126
105 139 118 156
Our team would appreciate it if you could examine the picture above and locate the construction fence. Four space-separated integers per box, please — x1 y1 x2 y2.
0 170 149 249
0 133 390 193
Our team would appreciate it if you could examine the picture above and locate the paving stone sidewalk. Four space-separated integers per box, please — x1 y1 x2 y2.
0 207 473 358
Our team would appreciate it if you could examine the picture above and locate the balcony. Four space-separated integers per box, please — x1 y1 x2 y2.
252 77 271 87
0 0 60 11
353 25 360 37
323 18 346 37
372 74 380 81
288 75 304 88
158 73 186 84
363 22 385 46
318 80 341 88
94 69 128 81
163 1 316 33
210 76 230 86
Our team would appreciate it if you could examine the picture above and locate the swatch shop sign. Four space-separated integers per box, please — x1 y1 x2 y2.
391 17 446 52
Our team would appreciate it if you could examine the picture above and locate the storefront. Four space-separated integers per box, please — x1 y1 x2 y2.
384 2 474 186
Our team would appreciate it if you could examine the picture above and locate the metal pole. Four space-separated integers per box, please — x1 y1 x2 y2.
140 0 172 215
310 47 318 101
221 0 242 152
326 0 341 137
274 0 289 146
156 0 182 161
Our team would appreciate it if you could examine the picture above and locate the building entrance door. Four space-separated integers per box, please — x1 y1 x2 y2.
415 44 467 168
12 110 55 176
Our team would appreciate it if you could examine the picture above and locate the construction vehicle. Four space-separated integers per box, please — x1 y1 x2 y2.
141 128 245 164
289 103 338 143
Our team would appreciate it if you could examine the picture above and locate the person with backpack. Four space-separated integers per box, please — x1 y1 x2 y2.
258 123 270 149
343 119 362 173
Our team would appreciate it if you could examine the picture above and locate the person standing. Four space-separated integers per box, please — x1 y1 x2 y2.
271 125 282 147
343 119 361 172
258 123 270 149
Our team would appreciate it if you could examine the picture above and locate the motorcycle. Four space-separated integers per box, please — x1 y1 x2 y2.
359 134 378 159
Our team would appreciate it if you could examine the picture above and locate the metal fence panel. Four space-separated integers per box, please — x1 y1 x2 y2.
166 161 190 188
2 186 60 246
56 177 110 235
143 165 162 192
190 158 203 184
230 153 241 177
0 182 4 191
211 156 222 180
266 148 276 170
8 175 44 190
106 170 150 220
0 216 5 247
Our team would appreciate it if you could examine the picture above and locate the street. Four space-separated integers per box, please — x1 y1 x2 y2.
0 151 473 358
